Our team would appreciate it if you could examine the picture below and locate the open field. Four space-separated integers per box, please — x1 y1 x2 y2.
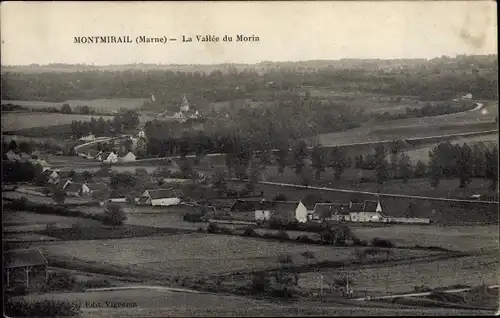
2 191 92 205
3 210 101 232
2 98 149 112
38 234 443 278
310 101 498 146
2 112 114 131
14 289 492 317
299 253 499 296
351 225 499 253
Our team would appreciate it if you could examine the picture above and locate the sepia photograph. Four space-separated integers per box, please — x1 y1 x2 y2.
1 1 499 316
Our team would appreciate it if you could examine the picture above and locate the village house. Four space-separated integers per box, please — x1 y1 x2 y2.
29 159 52 172
348 200 385 222
85 183 109 197
99 151 118 163
4 149 21 162
41 170 60 185
230 199 309 223
64 183 84 197
138 188 182 206
137 129 146 139
58 178 73 190
31 150 41 159
79 133 96 142
118 151 136 163
311 203 350 221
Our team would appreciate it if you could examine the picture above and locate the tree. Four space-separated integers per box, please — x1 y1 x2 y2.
311 144 326 179
414 160 427 178
406 202 417 218
52 188 66 204
18 141 33 154
398 152 412 183
300 166 313 187
250 272 271 295
485 146 498 191
179 158 194 179
33 164 47 186
81 171 93 182
61 104 72 114
328 147 348 180
275 142 289 174
373 144 389 187
300 251 316 266
471 144 486 177
274 193 287 201
102 203 127 226
292 140 308 175
124 138 133 153
212 169 228 196
247 156 261 195
457 143 473 189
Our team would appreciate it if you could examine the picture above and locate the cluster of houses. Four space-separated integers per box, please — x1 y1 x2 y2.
79 150 136 163
4 149 52 170
161 95 202 123
227 199 431 224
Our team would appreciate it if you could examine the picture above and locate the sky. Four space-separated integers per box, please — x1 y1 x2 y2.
1 1 497 65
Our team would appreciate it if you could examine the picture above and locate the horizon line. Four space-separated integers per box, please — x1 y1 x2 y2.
2 54 497 68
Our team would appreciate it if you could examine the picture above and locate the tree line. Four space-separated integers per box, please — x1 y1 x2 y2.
70 109 140 138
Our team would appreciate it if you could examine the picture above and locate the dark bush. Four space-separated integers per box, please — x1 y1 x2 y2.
207 222 220 233
102 203 127 226
371 237 394 248
47 272 77 291
249 272 271 295
274 193 287 201
219 227 234 235
4 299 81 317
243 226 258 237
276 230 290 240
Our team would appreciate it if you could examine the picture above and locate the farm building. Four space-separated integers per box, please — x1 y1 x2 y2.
85 183 109 197
311 203 350 221
19 152 32 162
4 149 21 162
30 150 41 159
118 152 136 163
41 170 60 184
4 249 48 288
79 133 96 142
64 183 84 197
348 200 384 222
58 178 73 190
29 159 52 172
99 151 118 163
271 201 308 223
230 199 308 223
138 188 182 206
137 129 146 139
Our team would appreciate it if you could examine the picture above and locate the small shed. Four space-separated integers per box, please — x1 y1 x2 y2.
4 249 48 288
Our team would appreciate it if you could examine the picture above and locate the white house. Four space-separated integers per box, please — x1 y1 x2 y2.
461 93 473 100
42 170 60 185
79 133 96 142
5 149 21 162
296 201 315 221
138 188 182 206
273 201 308 223
100 152 118 163
118 152 136 163
64 183 84 197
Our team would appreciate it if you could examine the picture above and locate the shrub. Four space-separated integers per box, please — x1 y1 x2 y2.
276 230 290 240
249 272 271 295
274 193 287 201
4 300 81 317
243 226 258 237
371 237 394 248
207 222 220 233
102 203 127 226
219 227 234 235
196 227 205 233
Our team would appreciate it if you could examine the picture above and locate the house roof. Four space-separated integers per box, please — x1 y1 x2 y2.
363 200 381 212
65 183 83 193
86 183 108 192
313 203 349 218
349 202 365 212
88 150 102 157
101 152 116 158
230 200 259 212
41 170 57 178
146 188 179 199
138 196 149 204
4 249 47 269
272 201 300 216
31 150 41 157
58 171 72 179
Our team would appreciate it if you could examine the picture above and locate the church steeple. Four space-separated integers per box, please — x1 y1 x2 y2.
180 95 190 112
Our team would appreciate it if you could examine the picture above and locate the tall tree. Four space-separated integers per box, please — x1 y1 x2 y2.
373 144 389 187
292 140 308 175
457 143 473 189
471 144 486 177
311 144 326 180
398 152 412 184
485 146 498 191
275 142 289 175
414 160 427 178
428 151 442 189
212 169 228 196
328 147 348 180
